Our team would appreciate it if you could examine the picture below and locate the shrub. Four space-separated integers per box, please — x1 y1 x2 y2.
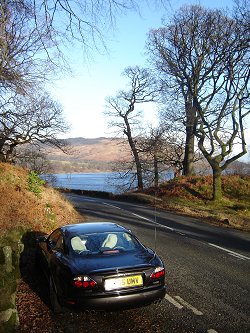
27 171 45 195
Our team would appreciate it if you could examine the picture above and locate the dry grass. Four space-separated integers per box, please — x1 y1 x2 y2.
0 163 82 236
142 175 250 232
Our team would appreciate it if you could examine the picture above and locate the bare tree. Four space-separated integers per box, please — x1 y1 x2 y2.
147 9 199 176
109 158 138 193
27 0 140 44
160 127 185 178
158 104 203 177
105 66 159 190
147 4 250 201
0 90 69 162
0 1 155 95
137 125 183 187
15 146 53 174
9 0 156 59
193 4 250 201
138 126 166 187
0 1 62 94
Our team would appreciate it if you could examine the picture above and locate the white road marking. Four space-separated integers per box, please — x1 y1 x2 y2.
101 201 250 265
131 213 153 222
164 293 184 309
103 203 249 263
129 212 176 232
166 295 219 332
102 201 179 233
102 203 122 210
208 243 250 261
157 224 175 232
174 296 203 316
103 203 175 231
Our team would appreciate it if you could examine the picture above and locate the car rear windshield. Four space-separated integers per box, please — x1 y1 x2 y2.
70 232 142 255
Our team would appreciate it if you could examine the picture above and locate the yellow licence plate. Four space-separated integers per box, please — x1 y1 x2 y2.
104 275 143 291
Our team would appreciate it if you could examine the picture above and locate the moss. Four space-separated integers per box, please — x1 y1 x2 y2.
0 310 19 333
0 229 25 332
0 228 25 248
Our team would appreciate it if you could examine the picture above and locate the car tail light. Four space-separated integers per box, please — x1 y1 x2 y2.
73 275 97 289
150 266 165 280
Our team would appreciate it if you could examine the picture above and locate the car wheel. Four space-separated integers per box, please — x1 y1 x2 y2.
49 276 63 313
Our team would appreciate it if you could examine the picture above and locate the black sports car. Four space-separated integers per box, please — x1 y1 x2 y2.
36 222 166 312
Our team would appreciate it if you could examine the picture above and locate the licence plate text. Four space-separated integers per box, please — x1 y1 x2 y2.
104 275 143 291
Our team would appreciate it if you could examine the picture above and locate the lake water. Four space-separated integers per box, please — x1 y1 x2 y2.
43 171 174 194
43 172 128 194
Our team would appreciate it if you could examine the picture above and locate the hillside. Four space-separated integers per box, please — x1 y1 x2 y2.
134 175 250 232
0 162 81 237
40 137 250 175
0 163 83 331
45 137 130 173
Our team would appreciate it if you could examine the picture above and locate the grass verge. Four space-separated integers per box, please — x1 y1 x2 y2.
136 175 250 232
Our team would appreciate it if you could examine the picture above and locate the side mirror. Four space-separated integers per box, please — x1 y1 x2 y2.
37 235 47 243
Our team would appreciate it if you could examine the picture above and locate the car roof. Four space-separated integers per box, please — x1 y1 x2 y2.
60 222 128 235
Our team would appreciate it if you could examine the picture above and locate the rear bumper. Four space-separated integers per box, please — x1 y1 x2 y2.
70 286 166 310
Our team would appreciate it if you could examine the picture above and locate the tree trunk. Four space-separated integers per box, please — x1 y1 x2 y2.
153 153 159 187
124 117 144 190
212 167 222 202
127 136 143 190
182 129 195 176
135 153 144 190
182 95 196 176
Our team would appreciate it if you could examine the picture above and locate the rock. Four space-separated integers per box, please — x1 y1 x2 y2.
3 246 13 273
0 308 17 323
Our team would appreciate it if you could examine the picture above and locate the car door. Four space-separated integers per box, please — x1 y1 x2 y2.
44 229 62 276
37 229 61 279
48 231 71 298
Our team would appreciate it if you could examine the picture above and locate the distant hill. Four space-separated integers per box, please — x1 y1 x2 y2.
45 137 130 173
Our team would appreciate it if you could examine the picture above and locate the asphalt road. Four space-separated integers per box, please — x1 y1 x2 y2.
64 193 250 333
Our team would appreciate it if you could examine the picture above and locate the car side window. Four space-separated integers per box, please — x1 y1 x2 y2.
47 229 61 249
55 235 64 252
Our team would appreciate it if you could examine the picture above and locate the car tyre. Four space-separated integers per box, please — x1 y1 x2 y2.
49 276 63 313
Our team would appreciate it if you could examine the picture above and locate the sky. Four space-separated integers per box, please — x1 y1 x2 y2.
48 0 243 140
